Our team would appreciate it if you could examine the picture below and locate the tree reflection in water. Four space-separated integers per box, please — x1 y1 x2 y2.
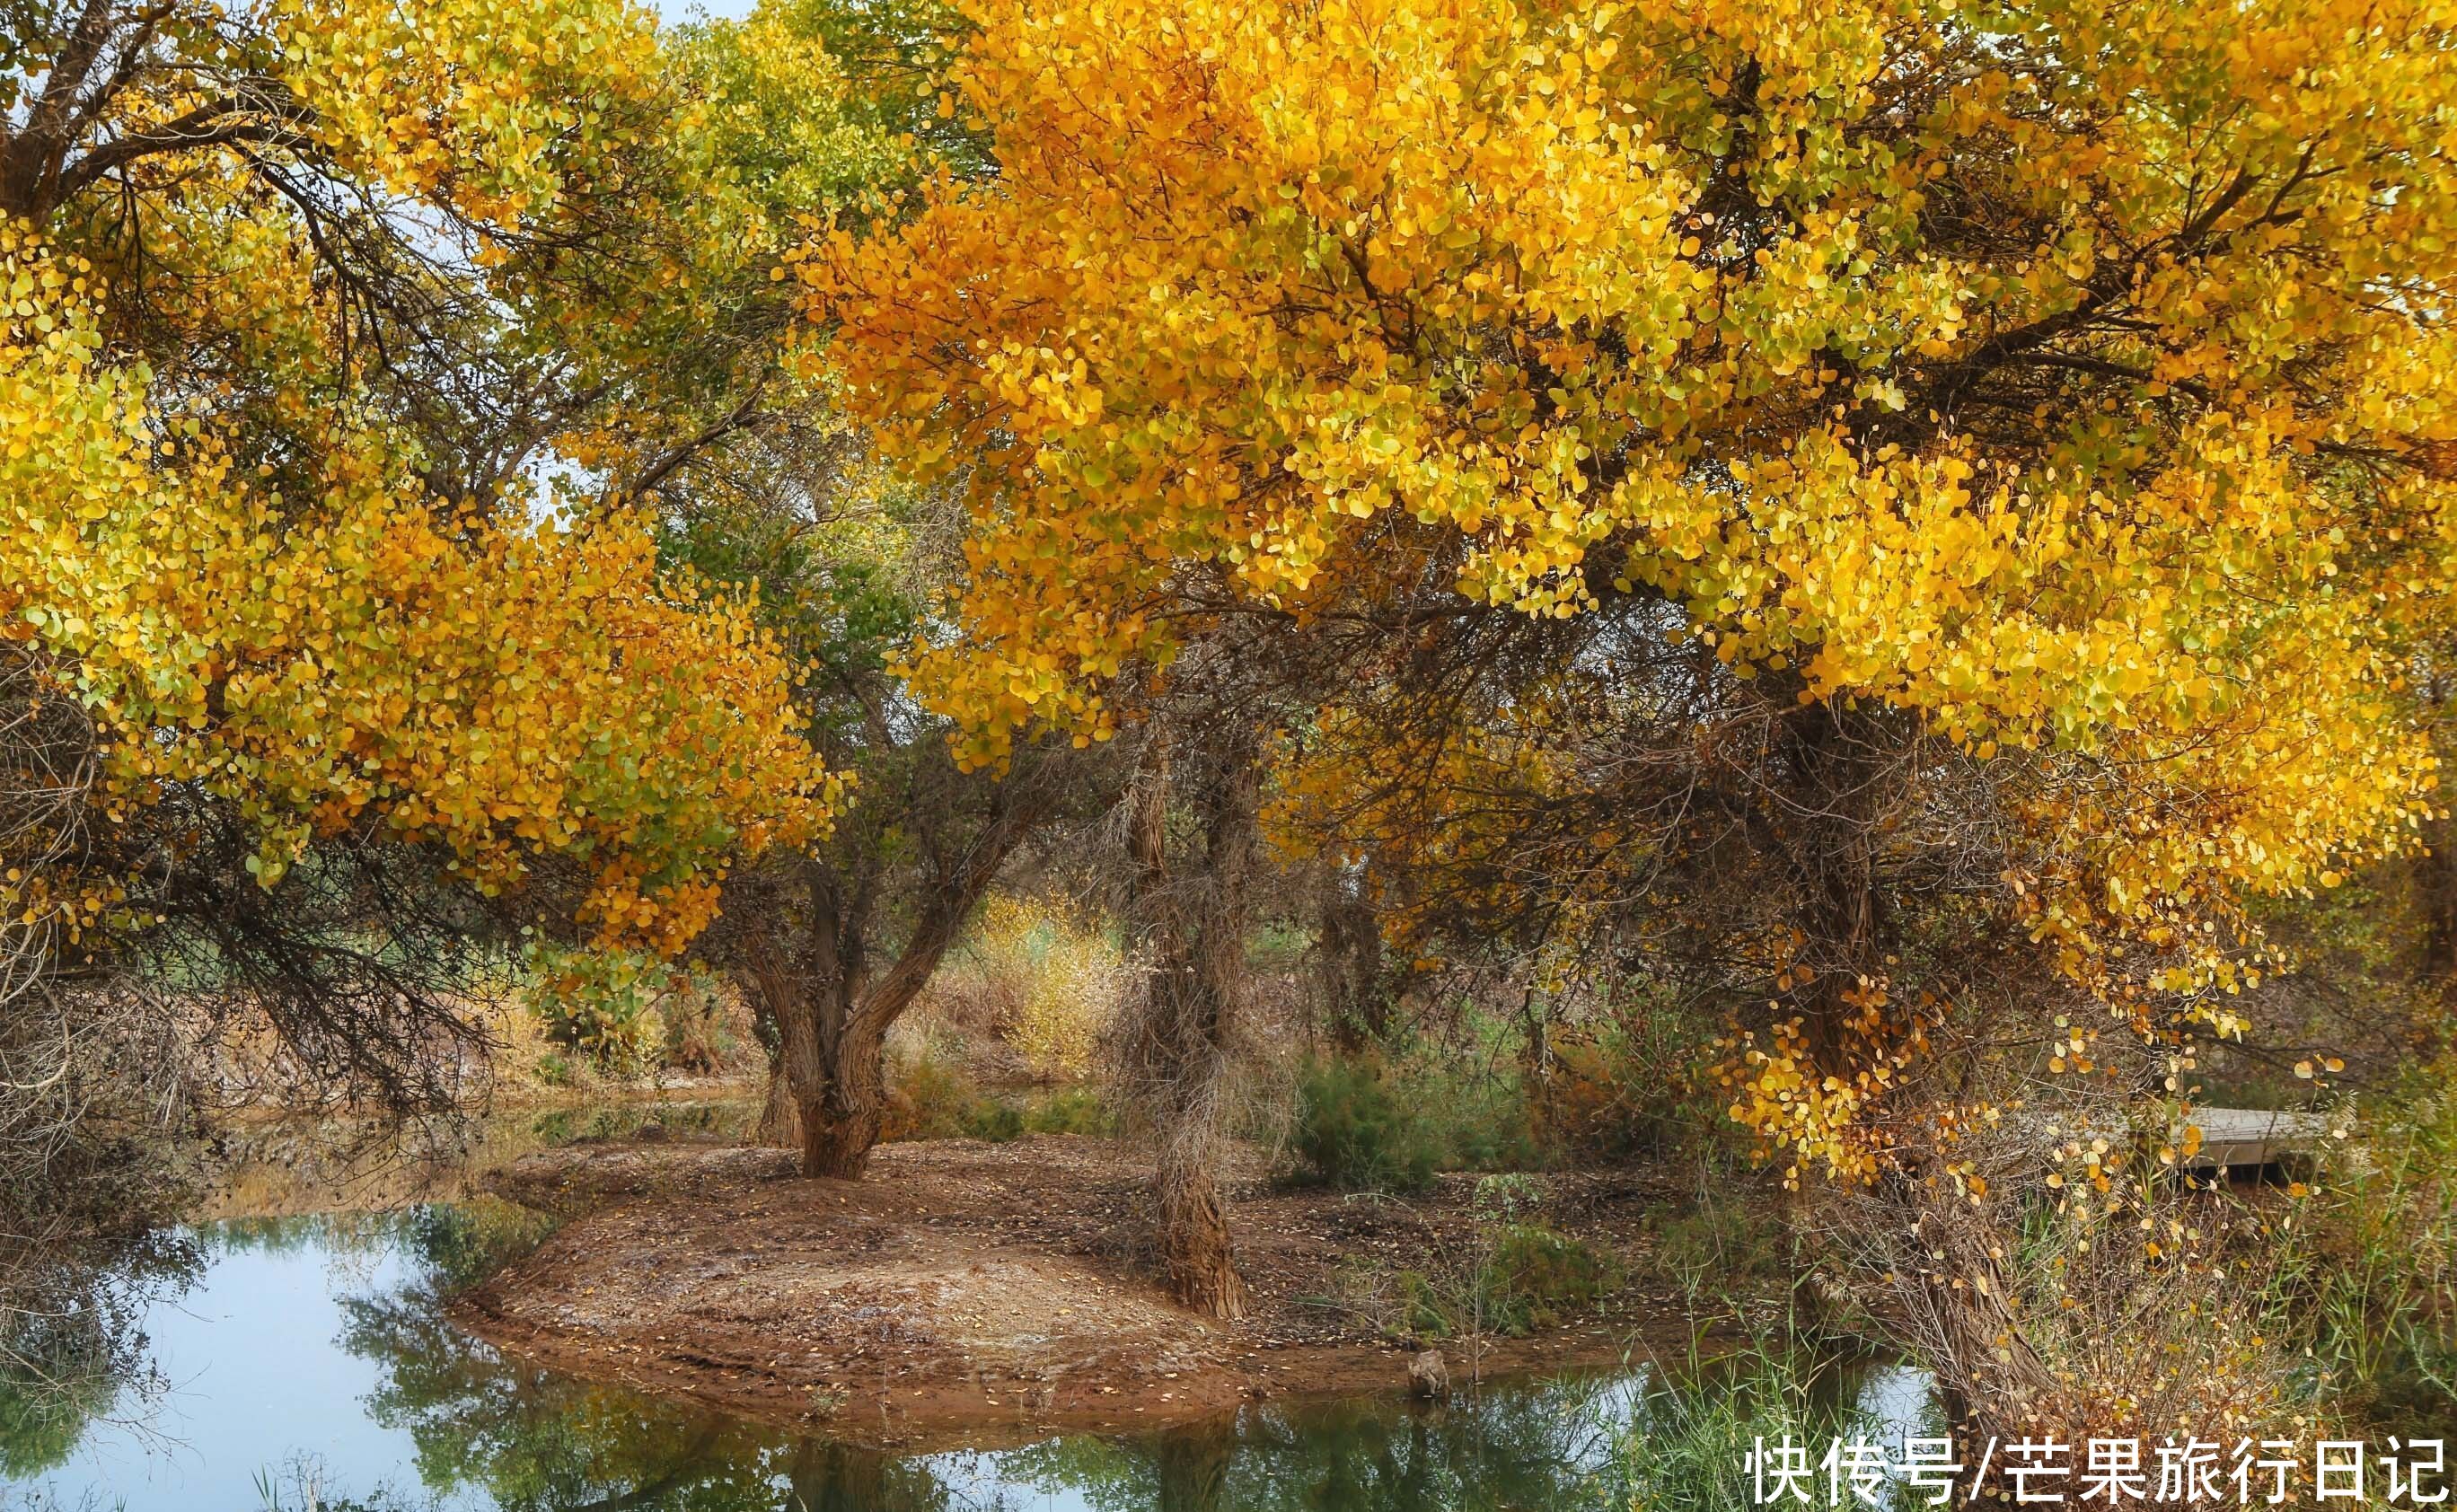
992 1379 1625 1512
0 1231 199 1481
335 1202 1636 1512
9 1200 1727 1512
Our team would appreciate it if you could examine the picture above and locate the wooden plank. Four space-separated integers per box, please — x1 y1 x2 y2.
2182 1107 2330 1171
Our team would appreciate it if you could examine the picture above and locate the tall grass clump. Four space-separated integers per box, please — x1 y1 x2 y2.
1288 1054 1443 1192
929 895 1126 1082
1613 1335 1889 1512
1285 1043 1546 1192
2281 1070 2456 1419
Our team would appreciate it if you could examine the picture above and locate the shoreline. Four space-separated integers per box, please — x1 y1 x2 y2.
452 1134 1719 1450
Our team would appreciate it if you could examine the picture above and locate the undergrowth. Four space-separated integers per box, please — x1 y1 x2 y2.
882 1050 1117 1144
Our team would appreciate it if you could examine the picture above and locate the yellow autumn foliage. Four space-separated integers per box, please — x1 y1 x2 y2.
962 895 1125 1082
0 225 836 954
808 0 2457 1174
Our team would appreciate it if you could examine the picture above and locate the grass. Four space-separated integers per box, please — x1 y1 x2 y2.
1612 1332 1898 1512
1311 1181 1626 1347
2271 1069 2457 1420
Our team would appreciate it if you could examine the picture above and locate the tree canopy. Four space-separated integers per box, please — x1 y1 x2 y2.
806 0 2457 1177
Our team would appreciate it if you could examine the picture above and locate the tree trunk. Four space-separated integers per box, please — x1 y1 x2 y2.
753 917 935 1181
1773 696 1896 1083
2423 812 2457 1007
748 778 1054 1180
779 974 888 1181
1760 695 1904 1331
1318 866 1387 1052
1122 734 1259 1321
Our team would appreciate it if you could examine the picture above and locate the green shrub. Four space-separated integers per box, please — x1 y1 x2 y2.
1391 1270 1455 1339
961 1099 1026 1142
885 1050 1054 1144
885 1050 981 1140
1649 1186 1790 1290
521 942 721 1077
1023 1087 1117 1136
1477 1224 1621 1335
1288 1050 1552 1191
1325 1218 1624 1341
1290 1056 1441 1193
1437 1077 1546 1174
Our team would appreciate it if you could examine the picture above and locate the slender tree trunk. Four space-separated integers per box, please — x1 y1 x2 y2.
1123 734 1258 1321
2413 664 2456 1055
1762 693 1903 1329
1773 696 1895 1082
2426 831 2457 986
1318 866 1387 1052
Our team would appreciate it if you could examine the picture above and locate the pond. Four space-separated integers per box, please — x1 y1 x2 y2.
0 1109 1934 1512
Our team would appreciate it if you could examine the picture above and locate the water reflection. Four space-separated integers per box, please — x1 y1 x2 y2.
0 1232 199 1484
328 1204 1651 1512
3 1197 1929 1512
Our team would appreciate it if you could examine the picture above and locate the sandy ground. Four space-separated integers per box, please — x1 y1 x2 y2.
454 1132 1713 1448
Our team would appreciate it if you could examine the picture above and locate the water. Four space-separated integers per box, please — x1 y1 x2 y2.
0 1112 1934 1512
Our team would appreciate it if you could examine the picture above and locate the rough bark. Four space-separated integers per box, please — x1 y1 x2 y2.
1317 866 1387 1052
1119 733 1260 1321
745 776 1053 1180
2422 817 2457 1002
1770 696 1898 1081
2423 664 2457 1004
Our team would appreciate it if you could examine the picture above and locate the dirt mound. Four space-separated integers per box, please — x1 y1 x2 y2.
455 1135 1687 1447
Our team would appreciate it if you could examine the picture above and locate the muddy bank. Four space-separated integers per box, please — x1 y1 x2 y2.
454 1134 1711 1449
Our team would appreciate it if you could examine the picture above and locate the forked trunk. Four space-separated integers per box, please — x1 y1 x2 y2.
772 932 889 1179
746 778 1054 1181
796 1024 886 1181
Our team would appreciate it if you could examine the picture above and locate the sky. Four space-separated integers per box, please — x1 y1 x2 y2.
649 0 758 20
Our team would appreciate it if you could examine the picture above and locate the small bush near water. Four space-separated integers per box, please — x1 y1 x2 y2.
1317 1178 1625 1344
1286 1052 1544 1193
1478 1223 1622 1333
518 942 733 1079
1329 1222 1624 1344
1289 1056 1443 1193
